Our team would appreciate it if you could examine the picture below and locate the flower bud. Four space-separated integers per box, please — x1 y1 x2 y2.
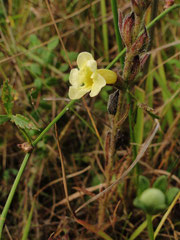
17 142 33 153
131 27 149 55
119 12 135 47
107 90 120 115
134 188 167 215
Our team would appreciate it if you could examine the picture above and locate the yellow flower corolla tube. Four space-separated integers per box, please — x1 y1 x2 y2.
68 52 117 100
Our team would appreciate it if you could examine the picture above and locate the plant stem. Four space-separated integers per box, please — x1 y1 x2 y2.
126 91 137 159
0 100 76 239
111 0 124 67
32 100 76 146
146 214 154 240
0 153 31 238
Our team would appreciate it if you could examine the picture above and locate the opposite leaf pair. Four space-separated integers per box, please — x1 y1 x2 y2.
134 175 179 215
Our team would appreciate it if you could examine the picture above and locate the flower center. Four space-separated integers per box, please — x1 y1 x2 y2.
80 66 93 87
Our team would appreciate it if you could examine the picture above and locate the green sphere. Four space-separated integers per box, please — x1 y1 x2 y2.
139 188 166 214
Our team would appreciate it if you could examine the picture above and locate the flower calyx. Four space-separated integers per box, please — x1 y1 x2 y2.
131 27 149 55
119 12 135 47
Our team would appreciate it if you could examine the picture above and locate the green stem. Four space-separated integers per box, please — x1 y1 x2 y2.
32 100 76 146
146 214 154 240
111 0 124 67
0 153 31 238
0 100 76 239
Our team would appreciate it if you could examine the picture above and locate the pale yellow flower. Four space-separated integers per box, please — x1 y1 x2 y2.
68 52 117 100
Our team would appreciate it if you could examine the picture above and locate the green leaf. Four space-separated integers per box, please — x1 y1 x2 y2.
28 63 42 76
2 80 13 115
48 37 59 51
59 63 69 72
68 51 78 61
153 175 168 193
41 49 54 64
11 114 39 130
60 50 78 62
63 73 69 82
0 115 10 124
29 34 41 47
166 187 179 205
45 77 58 86
137 175 150 197
34 78 43 90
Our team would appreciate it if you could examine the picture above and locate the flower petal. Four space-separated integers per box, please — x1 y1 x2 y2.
86 60 97 72
68 86 90 100
97 69 117 84
89 73 106 97
69 68 81 86
77 52 94 69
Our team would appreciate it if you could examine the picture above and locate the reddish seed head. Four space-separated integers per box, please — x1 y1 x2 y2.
131 27 149 54
120 12 135 47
